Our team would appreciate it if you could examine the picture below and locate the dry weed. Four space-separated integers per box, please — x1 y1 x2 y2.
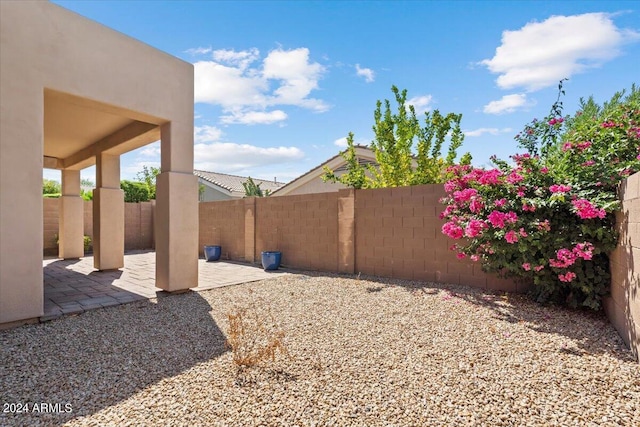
225 298 288 369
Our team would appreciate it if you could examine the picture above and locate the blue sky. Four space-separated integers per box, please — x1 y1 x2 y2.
46 1 640 185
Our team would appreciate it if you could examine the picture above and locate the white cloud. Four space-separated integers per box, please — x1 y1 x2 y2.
481 13 640 91
138 141 161 157
194 60 267 108
122 161 161 178
194 125 224 143
220 110 288 125
263 48 329 111
464 127 513 137
407 95 433 115
355 64 375 83
185 46 213 56
334 137 349 147
212 48 260 70
193 47 329 124
194 142 304 173
483 93 533 114
333 136 370 147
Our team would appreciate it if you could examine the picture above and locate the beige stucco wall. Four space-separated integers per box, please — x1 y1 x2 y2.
605 172 640 361
0 2 196 323
279 176 348 196
201 184 234 202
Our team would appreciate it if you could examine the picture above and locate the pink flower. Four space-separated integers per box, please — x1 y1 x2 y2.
506 172 524 184
469 198 484 213
519 228 528 237
494 198 507 207
549 184 571 193
504 212 518 224
488 211 506 228
505 230 519 244
550 248 577 268
522 263 531 271
465 219 487 238
576 141 592 151
442 222 463 239
470 255 480 262
601 121 616 128
581 160 595 167
453 188 478 203
562 142 573 152
534 265 544 272
548 117 564 126
572 199 606 219
477 169 502 185
456 252 466 260
540 167 549 174
558 272 577 282
444 180 459 193
522 203 536 212
573 242 594 260
439 205 455 220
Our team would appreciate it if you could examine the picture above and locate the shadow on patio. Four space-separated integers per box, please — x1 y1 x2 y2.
42 250 288 321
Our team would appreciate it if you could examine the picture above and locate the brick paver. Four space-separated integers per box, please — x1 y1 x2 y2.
42 250 287 321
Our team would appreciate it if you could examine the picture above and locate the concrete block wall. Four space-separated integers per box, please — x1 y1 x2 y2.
256 192 339 271
198 185 518 292
124 201 154 250
43 198 59 255
605 172 639 361
354 185 521 291
83 200 93 244
198 199 245 260
43 199 154 255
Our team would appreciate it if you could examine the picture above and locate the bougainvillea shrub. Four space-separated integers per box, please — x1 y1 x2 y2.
440 84 639 309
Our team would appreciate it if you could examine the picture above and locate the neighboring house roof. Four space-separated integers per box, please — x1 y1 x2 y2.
194 170 285 198
271 145 378 196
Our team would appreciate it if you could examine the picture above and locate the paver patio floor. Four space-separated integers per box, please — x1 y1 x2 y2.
42 250 287 321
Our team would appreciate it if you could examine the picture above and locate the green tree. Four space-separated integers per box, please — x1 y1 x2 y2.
43 179 61 195
80 178 94 201
322 133 368 189
120 180 150 202
242 177 271 197
136 165 160 199
322 86 471 189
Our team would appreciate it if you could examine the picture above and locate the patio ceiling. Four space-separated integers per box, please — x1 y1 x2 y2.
43 89 162 170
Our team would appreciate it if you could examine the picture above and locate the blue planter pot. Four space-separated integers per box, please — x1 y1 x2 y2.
261 251 281 270
204 245 222 262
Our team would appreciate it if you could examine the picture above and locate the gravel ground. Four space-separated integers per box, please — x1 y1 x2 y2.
1 273 638 427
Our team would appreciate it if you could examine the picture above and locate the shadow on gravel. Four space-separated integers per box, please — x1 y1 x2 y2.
0 291 227 427
332 272 636 363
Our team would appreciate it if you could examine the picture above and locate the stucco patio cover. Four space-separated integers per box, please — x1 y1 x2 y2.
0 2 198 324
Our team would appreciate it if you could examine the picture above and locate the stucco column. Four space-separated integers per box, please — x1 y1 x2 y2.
59 169 84 259
0 85 43 323
93 152 124 270
155 122 198 291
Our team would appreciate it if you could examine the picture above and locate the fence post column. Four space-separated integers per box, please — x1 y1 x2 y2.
338 189 356 274
244 197 257 263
